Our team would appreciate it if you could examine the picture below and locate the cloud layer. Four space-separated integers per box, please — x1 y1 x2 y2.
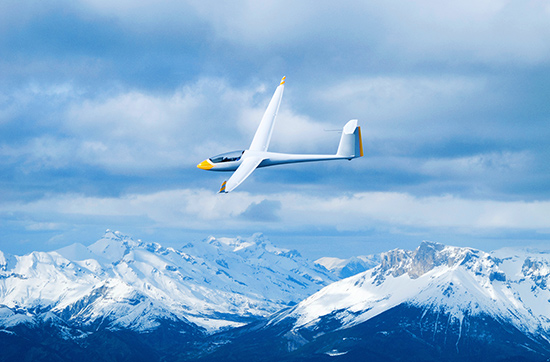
1 0 550 257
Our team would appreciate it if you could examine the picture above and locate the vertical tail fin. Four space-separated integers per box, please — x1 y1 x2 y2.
336 119 363 159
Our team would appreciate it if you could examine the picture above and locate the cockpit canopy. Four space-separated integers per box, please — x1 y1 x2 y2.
209 150 244 164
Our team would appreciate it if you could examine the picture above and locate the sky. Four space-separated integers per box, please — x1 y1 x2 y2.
1 0 550 259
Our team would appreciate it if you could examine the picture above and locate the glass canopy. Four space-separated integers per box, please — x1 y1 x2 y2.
209 150 244 163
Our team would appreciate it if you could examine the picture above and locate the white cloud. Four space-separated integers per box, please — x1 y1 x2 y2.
420 151 533 179
0 136 77 171
1 77 350 175
5 189 550 236
188 0 550 64
77 0 202 33
315 75 486 141
62 79 254 171
26 222 65 231
57 77 339 172
277 191 550 230
186 0 339 46
306 75 502 168
380 0 550 64
21 0 544 66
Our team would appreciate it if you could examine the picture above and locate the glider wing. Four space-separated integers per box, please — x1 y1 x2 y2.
219 156 264 193
248 76 285 152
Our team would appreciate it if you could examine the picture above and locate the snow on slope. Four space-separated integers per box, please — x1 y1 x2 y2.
315 254 380 278
0 230 336 333
280 241 550 338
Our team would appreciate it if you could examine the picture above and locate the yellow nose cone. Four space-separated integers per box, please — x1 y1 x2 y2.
197 159 214 170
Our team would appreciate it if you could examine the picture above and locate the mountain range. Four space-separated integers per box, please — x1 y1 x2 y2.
1 231 550 361
208 241 550 361
0 230 335 333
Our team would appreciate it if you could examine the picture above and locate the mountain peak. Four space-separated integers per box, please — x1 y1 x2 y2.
410 240 457 278
87 230 140 262
375 241 482 281
417 240 446 252
201 233 302 259
102 229 138 244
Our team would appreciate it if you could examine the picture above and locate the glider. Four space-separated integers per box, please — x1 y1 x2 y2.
197 76 363 193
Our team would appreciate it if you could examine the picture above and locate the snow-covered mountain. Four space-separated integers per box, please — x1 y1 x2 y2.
315 254 380 278
206 241 550 361
3 236 550 361
0 230 336 334
287 241 550 331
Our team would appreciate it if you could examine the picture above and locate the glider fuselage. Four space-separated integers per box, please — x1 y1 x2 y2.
198 150 353 172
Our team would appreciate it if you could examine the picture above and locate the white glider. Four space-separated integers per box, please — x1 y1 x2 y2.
197 76 363 193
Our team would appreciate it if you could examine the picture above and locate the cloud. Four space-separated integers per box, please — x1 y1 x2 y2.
381 0 550 65
2 72 547 202
419 151 533 179
0 79 247 174
4 189 549 238
2 0 550 258
0 77 337 175
186 0 550 65
313 75 486 143
240 200 281 222
275 191 550 231
26 222 65 231
77 0 203 34
9 0 548 75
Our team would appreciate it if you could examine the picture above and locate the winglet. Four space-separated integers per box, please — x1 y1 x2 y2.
218 180 227 193
280 76 286 85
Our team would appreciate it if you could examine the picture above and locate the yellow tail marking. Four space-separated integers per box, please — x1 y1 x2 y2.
358 126 364 157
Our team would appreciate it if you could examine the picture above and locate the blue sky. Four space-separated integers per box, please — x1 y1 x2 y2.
1 0 550 259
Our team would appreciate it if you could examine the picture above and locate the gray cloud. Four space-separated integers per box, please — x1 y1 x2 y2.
240 200 282 222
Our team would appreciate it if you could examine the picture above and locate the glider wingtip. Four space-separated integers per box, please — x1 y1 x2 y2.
218 180 228 193
280 76 286 85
